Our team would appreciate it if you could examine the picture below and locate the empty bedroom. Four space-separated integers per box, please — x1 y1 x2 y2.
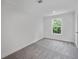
1 0 78 59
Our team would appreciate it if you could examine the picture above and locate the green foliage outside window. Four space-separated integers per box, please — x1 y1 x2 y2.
52 18 62 34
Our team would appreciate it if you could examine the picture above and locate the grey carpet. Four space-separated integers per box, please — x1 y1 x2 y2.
3 38 78 59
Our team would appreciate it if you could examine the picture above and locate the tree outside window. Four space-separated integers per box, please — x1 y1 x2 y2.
52 18 62 34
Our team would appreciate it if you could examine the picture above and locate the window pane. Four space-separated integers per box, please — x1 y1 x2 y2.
52 18 62 34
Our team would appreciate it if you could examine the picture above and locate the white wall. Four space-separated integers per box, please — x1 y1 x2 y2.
1 0 77 58
43 12 75 42
1 0 44 58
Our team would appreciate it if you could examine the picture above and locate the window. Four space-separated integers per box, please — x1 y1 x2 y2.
52 18 62 34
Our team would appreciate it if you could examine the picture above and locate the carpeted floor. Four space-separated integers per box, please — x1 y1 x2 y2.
3 38 78 59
